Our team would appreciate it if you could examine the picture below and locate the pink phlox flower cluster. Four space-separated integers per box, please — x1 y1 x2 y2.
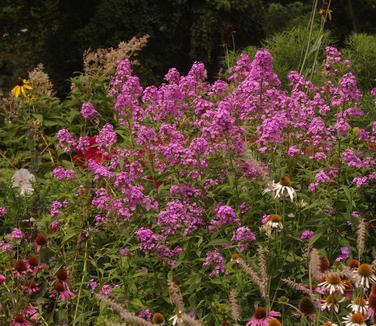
342 148 375 169
202 249 226 278
96 123 117 151
353 171 376 188
56 129 77 153
231 226 256 251
50 200 68 217
157 200 204 236
209 205 239 231
323 46 351 76
0 207 7 218
52 167 76 181
81 102 99 119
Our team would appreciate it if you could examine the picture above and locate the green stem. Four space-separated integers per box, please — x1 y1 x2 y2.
73 240 88 325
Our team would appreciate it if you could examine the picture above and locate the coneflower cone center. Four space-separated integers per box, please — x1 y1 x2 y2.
299 296 315 315
254 307 267 318
280 176 291 186
358 263 373 276
351 312 365 323
269 214 282 222
353 297 366 306
325 295 338 304
268 320 282 326
152 312 165 324
326 274 341 284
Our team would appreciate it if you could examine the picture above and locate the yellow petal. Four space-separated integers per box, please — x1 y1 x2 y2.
21 87 27 97
24 84 32 90
13 86 21 97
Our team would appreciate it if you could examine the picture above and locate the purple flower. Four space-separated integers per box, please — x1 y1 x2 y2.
119 247 129 256
300 230 314 241
96 123 117 151
202 249 226 278
81 102 98 119
0 207 7 218
209 205 238 230
100 284 113 295
137 309 152 321
56 129 77 153
11 228 23 240
52 167 76 181
88 279 97 291
335 246 349 262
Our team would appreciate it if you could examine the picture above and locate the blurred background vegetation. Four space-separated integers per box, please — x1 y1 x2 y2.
1 0 376 96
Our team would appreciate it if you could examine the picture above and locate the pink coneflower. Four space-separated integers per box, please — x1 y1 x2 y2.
10 313 31 326
368 293 376 322
245 307 281 326
53 281 74 301
23 280 40 295
25 306 40 321
56 267 69 283
0 274 6 283
27 255 47 275
12 259 29 279
35 233 47 252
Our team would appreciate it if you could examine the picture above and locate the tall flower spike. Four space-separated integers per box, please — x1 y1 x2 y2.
257 246 268 295
167 281 185 312
229 289 240 323
309 249 323 282
235 257 266 298
357 218 367 256
281 278 311 295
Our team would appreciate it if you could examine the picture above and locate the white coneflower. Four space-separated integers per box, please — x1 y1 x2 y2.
318 273 346 295
348 296 368 315
169 311 183 326
321 295 344 313
354 264 376 288
342 312 367 326
265 214 283 235
11 168 35 196
323 322 339 326
263 176 297 202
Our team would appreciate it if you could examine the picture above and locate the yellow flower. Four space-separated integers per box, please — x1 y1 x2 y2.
11 78 32 98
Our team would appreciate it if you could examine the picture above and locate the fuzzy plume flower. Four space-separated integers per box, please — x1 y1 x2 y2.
12 169 35 196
